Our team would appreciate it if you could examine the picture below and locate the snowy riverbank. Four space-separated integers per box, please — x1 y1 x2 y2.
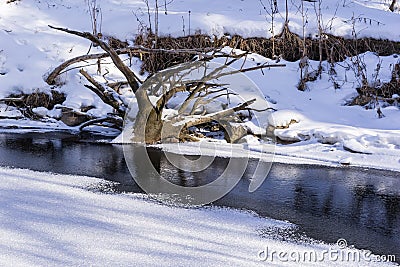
1 0 399 172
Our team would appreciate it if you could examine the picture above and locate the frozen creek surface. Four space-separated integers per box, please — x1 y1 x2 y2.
0 132 398 265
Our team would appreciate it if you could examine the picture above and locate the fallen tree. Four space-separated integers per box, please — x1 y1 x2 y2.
46 25 285 143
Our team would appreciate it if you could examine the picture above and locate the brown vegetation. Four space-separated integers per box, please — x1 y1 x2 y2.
135 29 400 74
351 62 400 107
5 90 65 110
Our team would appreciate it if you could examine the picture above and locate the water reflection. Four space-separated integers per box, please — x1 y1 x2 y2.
0 132 399 260
0 132 140 192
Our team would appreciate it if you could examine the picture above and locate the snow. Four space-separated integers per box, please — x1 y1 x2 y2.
12 0 395 41
31 106 49 117
156 138 400 172
0 166 396 266
137 50 400 172
1 0 399 100
0 2 399 265
267 110 305 128
0 104 23 119
0 0 399 172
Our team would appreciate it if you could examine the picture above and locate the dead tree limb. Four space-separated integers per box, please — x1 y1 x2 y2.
159 98 256 142
184 98 256 128
45 45 216 85
107 81 129 92
155 84 186 112
189 88 235 115
79 115 123 131
49 25 141 92
177 60 285 114
79 69 126 116
247 107 277 112
46 52 110 85
48 25 156 134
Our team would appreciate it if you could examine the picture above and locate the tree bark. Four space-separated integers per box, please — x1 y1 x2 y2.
390 0 397 11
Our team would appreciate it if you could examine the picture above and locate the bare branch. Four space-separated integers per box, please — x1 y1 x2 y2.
178 81 227 113
155 84 186 111
46 52 109 84
218 62 286 77
0 97 24 102
79 69 125 116
107 81 130 92
184 98 256 128
189 92 236 115
49 25 141 92
45 46 217 85
79 115 123 131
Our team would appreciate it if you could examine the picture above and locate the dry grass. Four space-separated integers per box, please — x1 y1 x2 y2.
6 90 66 110
351 63 400 107
135 33 215 74
135 29 400 74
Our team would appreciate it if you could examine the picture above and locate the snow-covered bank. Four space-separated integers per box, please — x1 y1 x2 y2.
1 0 400 104
157 138 400 173
0 118 120 136
145 50 400 172
1 0 400 171
0 167 396 266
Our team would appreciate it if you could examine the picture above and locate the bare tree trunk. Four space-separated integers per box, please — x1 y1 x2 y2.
133 89 164 144
301 0 306 57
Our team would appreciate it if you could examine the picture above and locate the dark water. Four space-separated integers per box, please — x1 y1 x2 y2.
0 132 399 262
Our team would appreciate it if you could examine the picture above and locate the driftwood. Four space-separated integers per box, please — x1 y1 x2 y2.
48 25 285 143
